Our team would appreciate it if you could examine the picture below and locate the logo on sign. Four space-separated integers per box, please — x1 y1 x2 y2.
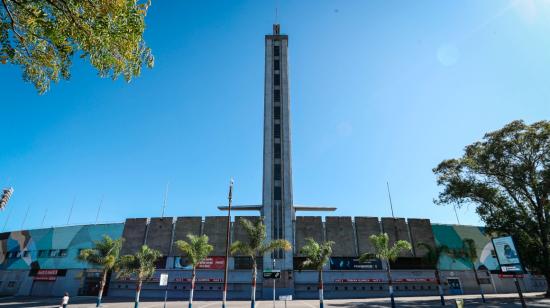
174 256 225 270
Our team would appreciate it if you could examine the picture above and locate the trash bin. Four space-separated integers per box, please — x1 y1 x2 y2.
455 298 464 308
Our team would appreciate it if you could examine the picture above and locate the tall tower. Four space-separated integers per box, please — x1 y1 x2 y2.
262 24 294 271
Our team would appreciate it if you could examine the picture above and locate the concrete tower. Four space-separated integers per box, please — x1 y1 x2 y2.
262 24 294 271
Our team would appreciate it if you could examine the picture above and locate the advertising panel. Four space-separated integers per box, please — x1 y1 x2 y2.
34 269 58 281
329 257 382 270
174 256 225 270
335 278 383 283
491 236 523 274
159 273 168 286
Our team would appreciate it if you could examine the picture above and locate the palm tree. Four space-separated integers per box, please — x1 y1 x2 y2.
230 218 292 308
417 242 449 306
78 235 124 307
299 238 334 308
462 238 486 302
361 233 411 308
175 234 214 308
117 245 162 308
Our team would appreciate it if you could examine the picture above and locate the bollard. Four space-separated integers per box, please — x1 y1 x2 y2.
454 298 464 308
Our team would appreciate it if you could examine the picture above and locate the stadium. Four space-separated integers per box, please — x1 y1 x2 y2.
0 25 545 300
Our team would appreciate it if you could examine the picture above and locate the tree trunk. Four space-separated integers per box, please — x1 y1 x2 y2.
251 263 257 308
387 260 395 308
134 279 142 308
96 269 108 307
189 267 196 308
318 269 324 308
435 268 445 306
542 241 550 298
472 265 485 302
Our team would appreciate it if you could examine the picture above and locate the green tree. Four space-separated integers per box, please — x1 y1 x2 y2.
175 234 214 308
433 120 550 296
417 242 449 306
77 235 123 307
461 239 486 302
0 0 154 94
117 245 161 308
361 233 411 308
299 238 334 308
230 218 292 308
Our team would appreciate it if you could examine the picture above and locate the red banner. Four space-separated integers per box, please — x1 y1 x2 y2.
196 257 225 270
36 269 58 276
334 278 436 283
34 269 58 281
395 278 435 283
498 274 524 278
334 278 383 283
174 278 223 283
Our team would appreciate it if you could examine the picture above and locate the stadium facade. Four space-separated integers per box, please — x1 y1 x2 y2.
0 25 546 299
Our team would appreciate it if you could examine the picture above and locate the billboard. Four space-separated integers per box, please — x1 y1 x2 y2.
491 236 523 274
174 256 225 270
329 257 382 270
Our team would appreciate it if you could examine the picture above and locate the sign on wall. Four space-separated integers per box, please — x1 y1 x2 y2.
174 256 225 270
329 257 382 270
159 273 168 286
491 236 523 274
33 269 58 281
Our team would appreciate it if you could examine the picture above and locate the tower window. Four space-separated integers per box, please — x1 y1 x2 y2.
274 90 280 102
274 60 280 70
274 74 280 86
274 144 281 158
274 164 281 180
274 186 282 200
274 106 281 119
273 46 280 57
274 124 281 139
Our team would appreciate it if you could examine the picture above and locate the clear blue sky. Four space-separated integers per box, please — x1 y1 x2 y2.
1 0 549 231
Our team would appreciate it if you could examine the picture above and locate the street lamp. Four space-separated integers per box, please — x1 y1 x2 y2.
222 179 233 308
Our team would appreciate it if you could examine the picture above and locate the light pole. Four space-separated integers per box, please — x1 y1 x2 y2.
272 258 276 308
222 179 233 308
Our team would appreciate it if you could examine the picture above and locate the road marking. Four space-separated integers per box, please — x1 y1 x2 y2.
298 300 317 308
199 302 220 308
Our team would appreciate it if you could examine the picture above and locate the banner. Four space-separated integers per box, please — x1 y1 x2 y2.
491 236 523 274
329 257 382 270
34 269 58 281
174 256 225 270
174 278 223 283
335 278 383 283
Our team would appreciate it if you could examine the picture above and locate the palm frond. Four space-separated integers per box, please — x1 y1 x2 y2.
462 238 478 264
369 233 412 262
77 235 123 270
299 238 333 271
230 240 253 257
260 239 292 255
175 234 213 267
118 245 162 280
358 252 376 263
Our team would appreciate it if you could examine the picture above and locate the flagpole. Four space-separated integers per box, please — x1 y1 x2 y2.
222 178 233 308
95 195 104 225
161 183 169 218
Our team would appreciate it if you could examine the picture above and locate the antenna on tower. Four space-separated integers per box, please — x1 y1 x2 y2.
275 0 279 24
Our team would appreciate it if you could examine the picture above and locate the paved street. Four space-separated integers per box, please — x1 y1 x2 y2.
0 293 548 308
